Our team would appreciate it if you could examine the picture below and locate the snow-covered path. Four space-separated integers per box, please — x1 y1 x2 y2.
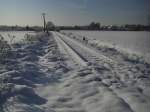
34 32 133 112
1 31 150 112
51 32 150 112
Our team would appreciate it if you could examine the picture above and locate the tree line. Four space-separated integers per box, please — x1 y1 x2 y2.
0 22 150 31
59 22 150 31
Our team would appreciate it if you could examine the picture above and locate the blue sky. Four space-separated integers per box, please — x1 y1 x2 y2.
0 0 149 26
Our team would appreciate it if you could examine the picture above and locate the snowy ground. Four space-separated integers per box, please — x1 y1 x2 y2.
0 31 150 112
63 31 150 61
0 31 35 44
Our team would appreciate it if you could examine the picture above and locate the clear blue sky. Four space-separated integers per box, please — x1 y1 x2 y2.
0 0 149 26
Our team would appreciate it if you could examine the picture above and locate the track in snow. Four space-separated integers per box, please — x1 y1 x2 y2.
55 32 115 65
2 32 150 112
53 32 87 67
53 31 150 112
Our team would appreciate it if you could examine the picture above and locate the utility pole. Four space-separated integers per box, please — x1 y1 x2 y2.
42 13 46 32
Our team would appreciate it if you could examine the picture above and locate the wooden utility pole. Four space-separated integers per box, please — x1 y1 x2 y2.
42 13 46 32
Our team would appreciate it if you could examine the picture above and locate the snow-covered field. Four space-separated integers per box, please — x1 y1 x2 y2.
0 31 35 44
0 31 150 112
63 30 150 61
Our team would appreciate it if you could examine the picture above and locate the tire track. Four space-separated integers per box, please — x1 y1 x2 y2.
53 31 136 112
60 32 150 112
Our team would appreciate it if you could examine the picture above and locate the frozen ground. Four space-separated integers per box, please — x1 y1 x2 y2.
0 31 150 112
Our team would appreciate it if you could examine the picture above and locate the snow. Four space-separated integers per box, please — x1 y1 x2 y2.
63 30 150 61
0 31 35 44
0 31 150 112
53 32 87 67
